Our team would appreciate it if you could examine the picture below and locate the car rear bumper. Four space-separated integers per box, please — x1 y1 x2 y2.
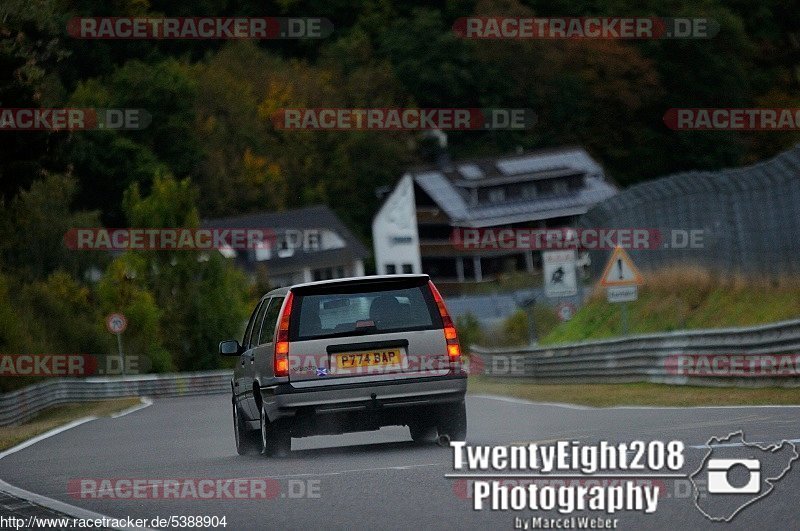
260 372 467 422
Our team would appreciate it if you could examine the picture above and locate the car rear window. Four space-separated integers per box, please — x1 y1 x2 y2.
290 284 440 340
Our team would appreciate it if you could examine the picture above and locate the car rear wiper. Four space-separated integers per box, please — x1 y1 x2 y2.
309 326 377 340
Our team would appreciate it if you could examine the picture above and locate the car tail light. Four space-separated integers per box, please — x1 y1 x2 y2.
428 280 461 361
273 291 294 377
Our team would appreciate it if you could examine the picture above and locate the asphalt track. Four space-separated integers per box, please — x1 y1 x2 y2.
0 394 798 530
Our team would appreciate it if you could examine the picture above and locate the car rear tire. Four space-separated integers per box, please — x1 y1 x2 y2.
233 401 261 456
260 404 291 457
437 401 467 442
409 416 437 443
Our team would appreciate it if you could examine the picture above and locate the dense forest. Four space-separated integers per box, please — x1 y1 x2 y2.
1 0 798 378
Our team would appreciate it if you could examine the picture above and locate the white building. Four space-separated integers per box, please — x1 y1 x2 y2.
372 147 617 289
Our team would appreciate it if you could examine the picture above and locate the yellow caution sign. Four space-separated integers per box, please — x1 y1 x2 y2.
599 247 644 287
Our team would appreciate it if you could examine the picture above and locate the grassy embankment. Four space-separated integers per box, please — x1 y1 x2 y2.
469 267 800 406
541 266 800 343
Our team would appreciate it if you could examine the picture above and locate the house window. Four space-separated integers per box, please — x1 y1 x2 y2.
305 230 320 251
488 188 505 203
537 181 553 195
385 264 397 274
276 235 294 258
254 246 271 261
390 236 413 245
521 185 537 199
313 267 335 281
402 264 413 274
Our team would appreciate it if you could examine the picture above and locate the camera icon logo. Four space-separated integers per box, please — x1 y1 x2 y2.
691 431 798 522
707 458 760 494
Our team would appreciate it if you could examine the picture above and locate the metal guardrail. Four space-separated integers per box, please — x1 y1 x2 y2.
471 318 800 387
0 370 231 426
4 318 799 426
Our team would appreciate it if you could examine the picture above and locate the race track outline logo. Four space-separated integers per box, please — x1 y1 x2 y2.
690 431 798 522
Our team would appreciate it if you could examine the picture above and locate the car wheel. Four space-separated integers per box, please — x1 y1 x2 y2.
437 401 467 442
233 400 260 456
260 403 291 457
409 416 437 444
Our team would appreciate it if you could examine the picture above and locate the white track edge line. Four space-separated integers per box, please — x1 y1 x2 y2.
471 394 800 410
0 401 156 530
111 397 153 418
0 478 154 530
0 417 98 461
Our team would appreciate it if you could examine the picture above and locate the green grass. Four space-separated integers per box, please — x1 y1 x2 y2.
467 376 800 407
0 398 142 450
542 267 800 344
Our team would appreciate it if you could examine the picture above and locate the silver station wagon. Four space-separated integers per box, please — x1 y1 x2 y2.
220 274 468 456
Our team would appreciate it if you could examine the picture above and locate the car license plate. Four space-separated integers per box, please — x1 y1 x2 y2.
336 348 402 370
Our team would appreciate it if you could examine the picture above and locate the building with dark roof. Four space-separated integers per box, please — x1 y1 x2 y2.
204 205 367 287
372 147 617 287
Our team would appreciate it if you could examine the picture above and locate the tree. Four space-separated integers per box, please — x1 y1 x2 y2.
192 42 289 216
455 313 484 349
95 254 173 373
121 173 250 370
0 0 71 199
0 174 103 281
67 59 198 222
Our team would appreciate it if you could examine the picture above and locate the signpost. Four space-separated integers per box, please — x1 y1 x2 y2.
106 312 128 376
518 294 538 345
599 247 643 335
543 250 578 298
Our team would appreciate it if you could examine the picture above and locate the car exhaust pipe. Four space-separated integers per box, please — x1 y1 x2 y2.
437 434 451 447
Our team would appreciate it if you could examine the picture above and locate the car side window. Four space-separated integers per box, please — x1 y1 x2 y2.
242 300 264 349
242 301 268 350
248 298 270 349
258 296 284 345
